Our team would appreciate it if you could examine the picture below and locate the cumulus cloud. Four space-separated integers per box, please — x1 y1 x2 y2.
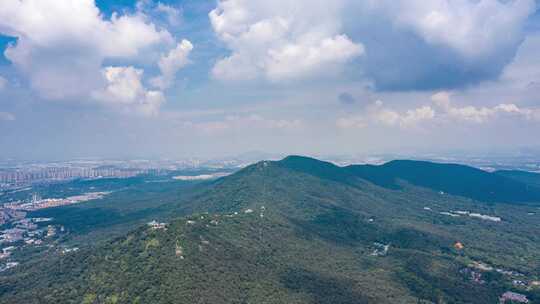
209 0 364 82
374 105 435 128
349 0 536 90
501 33 540 86
156 2 182 26
337 101 435 129
92 66 165 116
151 39 193 90
337 90 540 130
432 91 540 123
0 0 178 114
365 0 535 58
207 0 534 89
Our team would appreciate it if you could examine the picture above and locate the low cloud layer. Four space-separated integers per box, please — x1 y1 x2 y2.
431 91 540 123
337 92 540 130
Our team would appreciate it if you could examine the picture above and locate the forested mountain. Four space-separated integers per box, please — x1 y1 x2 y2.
280 155 540 203
496 169 540 189
2 156 540 303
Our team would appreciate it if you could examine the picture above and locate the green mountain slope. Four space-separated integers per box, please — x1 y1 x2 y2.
280 155 540 204
1 157 540 303
496 170 540 188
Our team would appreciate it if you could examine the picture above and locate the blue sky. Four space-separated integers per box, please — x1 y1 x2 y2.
0 0 540 160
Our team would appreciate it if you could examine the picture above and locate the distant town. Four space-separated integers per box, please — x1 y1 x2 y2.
0 190 112 272
0 166 159 190
3 192 110 212
0 157 248 274
0 157 253 191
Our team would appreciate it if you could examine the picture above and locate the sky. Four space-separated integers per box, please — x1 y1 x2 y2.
0 0 540 160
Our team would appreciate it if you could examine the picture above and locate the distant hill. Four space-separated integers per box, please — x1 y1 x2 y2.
2 156 540 303
496 169 540 188
279 155 540 204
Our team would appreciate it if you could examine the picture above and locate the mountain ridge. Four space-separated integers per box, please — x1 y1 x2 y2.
274 155 540 204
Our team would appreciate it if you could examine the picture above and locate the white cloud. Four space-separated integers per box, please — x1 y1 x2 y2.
209 0 536 90
0 0 173 112
156 2 182 26
339 92 540 128
137 0 182 26
337 101 435 130
366 0 536 90
208 0 534 88
0 0 172 58
209 0 363 82
151 39 193 90
430 91 452 107
501 33 540 85
264 35 363 81
373 109 400 126
432 91 540 123
0 112 16 121
92 66 165 116
375 106 435 128
363 0 535 58
337 89 540 130
349 0 536 90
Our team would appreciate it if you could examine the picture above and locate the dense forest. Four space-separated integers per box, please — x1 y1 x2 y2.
2 156 540 303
